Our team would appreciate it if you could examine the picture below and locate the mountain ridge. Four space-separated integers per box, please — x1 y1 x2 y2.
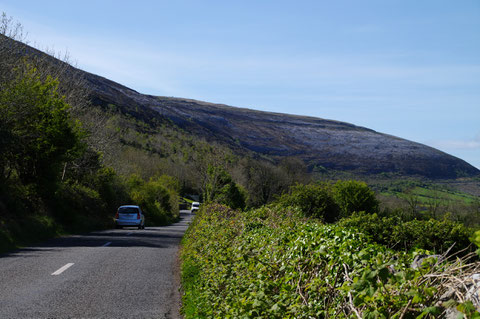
81 70 479 179
2 33 477 179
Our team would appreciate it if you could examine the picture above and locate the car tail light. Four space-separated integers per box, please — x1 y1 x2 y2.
137 212 140 219
115 211 119 219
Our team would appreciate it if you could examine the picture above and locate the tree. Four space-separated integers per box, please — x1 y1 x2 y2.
214 179 246 210
242 158 292 207
204 165 246 210
0 63 84 194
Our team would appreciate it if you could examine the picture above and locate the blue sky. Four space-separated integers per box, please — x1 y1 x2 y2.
2 0 480 169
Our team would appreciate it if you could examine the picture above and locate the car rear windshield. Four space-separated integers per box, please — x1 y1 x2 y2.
192 203 199 207
118 207 139 214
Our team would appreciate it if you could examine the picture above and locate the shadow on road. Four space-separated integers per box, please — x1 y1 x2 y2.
0 212 193 259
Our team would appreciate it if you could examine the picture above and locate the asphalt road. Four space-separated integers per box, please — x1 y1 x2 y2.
0 211 193 318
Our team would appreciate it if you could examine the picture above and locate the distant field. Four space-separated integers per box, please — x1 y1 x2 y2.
367 177 479 207
381 185 478 205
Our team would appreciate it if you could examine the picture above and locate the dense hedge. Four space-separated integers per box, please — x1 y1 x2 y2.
338 211 472 254
181 204 478 318
273 181 379 223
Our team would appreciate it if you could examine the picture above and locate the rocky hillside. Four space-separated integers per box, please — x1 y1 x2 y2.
85 72 479 179
2 34 478 179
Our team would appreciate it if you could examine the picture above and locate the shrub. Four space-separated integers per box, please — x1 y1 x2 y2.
338 211 400 248
53 182 108 231
392 217 472 253
128 174 180 225
93 167 130 213
274 183 339 222
215 182 247 210
332 180 379 217
340 211 473 254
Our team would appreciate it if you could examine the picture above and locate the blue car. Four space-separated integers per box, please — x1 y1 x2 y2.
115 205 145 229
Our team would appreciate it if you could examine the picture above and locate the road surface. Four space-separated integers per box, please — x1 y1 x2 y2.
0 211 193 318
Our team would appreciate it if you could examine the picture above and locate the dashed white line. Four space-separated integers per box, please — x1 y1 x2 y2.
126 232 133 236
102 242 112 247
51 263 74 276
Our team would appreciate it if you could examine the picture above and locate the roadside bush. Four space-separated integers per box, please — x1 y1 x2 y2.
0 226 15 252
392 217 472 253
333 180 379 217
93 167 130 213
128 174 180 225
338 211 400 248
53 182 109 232
339 211 473 254
0 214 58 252
274 183 339 222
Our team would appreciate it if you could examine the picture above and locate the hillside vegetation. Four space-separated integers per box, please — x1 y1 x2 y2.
0 17 180 252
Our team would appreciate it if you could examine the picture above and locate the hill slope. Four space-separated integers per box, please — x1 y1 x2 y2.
2 33 478 179
85 72 479 179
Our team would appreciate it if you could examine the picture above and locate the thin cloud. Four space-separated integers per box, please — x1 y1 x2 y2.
430 135 480 150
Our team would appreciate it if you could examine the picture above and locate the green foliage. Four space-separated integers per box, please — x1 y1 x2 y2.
204 166 246 210
472 229 480 256
215 181 247 211
127 174 180 225
0 225 15 252
338 212 400 248
457 301 480 318
0 63 84 193
181 204 471 318
333 180 379 217
275 183 339 222
53 182 109 232
339 211 473 253
92 167 130 213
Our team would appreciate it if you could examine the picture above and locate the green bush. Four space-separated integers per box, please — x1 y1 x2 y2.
339 211 473 253
0 214 59 253
53 182 109 232
333 180 379 217
0 226 15 253
274 183 339 222
215 182 247 210
392 217 472 253
93 167 130 213
128 174 180 225
338 211 400 248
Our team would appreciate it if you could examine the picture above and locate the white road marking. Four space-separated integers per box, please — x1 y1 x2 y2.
102 242 112 247
51 263 74 275
126 232 133 236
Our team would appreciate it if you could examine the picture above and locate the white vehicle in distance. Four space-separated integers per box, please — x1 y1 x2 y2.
191 202 200 213
115 205 145 229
